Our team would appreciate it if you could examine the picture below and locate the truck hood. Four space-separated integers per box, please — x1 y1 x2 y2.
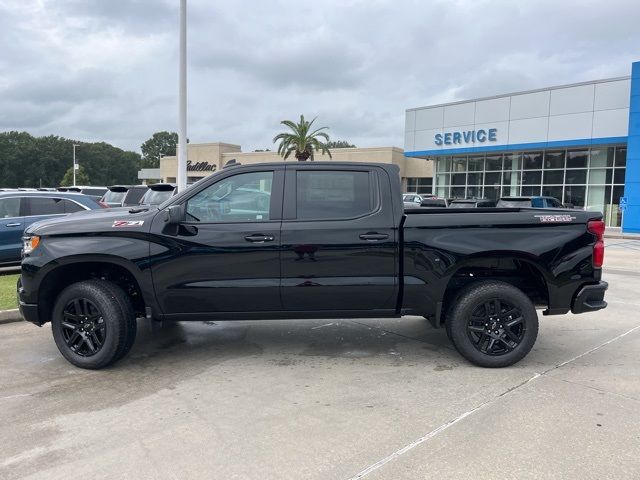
25 206 160 236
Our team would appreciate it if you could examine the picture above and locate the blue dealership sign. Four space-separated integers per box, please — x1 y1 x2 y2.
435 128 498 146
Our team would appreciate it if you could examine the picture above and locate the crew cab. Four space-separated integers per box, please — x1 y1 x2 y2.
18 162 607 369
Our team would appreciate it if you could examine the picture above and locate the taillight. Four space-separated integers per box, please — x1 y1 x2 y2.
587 220 605 268
98 201 110 209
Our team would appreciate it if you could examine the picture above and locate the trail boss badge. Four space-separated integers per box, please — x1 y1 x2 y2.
112 220 145 228
534 214 576 223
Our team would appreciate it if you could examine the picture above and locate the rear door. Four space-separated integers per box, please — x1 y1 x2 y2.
0 196 24 264
280 164 398 312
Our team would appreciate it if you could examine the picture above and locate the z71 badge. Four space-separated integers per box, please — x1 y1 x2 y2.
112 220 144 228
534 214 576 223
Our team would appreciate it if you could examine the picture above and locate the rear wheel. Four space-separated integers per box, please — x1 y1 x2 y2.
51 280 136 369
446 281 538 368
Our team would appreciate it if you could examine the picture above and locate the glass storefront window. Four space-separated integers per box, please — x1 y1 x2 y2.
430 145 625 225
589 169 608 184
436 156 451 172
437 173 450 186
484 172 501 186
567 149 589 168
615 147 626 167
611 186 624 227
452 157 467 172
565 169 587 184
589 147 614 168
544 151 565 169
467 172 482 185
523 152 543 170
451 187 465 198
467 186 481 198
485 155 503 171
542 185 563 200
452 173 466 185
468 156 484 171
522 185 541 196
564 185 586 208
543 170 564 184
503 154 521 171
522 170 542 185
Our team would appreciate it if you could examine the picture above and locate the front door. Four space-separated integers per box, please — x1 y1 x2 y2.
280 165 398 312
0 197 24 264
150 168 284 316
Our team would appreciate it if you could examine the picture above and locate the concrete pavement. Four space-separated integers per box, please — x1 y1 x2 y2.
1 241 639 480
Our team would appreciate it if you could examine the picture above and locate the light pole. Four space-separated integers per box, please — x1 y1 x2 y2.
177 0 188 192
72 144 80 186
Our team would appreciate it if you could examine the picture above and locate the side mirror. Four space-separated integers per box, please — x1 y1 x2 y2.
165 204 186 224
564 203 574 209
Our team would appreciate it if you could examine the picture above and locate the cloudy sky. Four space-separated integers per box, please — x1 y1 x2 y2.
1 0 639 153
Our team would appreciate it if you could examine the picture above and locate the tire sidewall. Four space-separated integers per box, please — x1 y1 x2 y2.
51 282 125 369
448 282 539 368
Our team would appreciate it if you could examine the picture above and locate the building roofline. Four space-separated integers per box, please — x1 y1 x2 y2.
406 75 631 112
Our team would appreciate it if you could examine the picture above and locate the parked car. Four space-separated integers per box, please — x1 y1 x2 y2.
0 191 103 265
100 185 148 208
449 198 497 208
18 162 607 369
418 198 448 208
58 186 108 202
496 196 568 209
139 183 177 206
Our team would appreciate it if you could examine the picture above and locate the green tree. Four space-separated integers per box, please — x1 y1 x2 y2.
140 131 178 168
326 140 356 148
60 165 90 186
273 115 332 161
0 131 141 187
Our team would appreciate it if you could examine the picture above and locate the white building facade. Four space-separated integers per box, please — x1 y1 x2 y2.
404 72 634 228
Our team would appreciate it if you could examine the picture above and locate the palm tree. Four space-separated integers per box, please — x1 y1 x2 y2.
273 115 332 161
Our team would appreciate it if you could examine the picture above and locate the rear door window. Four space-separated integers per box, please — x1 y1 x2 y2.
25 197 66 216
63 200 85 213
296 170 375 220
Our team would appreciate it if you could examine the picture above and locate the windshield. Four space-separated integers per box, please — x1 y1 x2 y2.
141 189 174 205
102 190 127 204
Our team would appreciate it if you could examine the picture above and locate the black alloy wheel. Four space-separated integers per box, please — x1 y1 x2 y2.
466 299 525 356
446 281 538 368
60 298 107 357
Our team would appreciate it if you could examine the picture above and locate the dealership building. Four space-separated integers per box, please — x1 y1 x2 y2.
405 61 640 231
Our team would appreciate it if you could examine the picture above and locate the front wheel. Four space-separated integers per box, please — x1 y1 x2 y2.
446 281 538 368
51 280 136 369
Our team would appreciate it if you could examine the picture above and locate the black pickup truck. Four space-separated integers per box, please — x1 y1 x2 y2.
18 162 607 369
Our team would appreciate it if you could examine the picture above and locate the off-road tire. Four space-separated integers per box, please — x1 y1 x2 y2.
445 281 538 368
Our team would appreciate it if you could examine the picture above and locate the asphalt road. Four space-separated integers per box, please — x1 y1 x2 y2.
1 240 639 480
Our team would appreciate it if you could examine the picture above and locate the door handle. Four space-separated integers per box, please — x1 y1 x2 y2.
5 223 21 227
244 234 275 243
359 232 389 241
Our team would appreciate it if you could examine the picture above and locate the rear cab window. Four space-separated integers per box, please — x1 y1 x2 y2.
295 170 377 220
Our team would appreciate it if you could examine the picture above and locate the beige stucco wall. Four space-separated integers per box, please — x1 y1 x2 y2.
159 142 433 190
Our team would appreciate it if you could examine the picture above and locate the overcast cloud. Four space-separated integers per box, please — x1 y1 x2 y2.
0 0 638 152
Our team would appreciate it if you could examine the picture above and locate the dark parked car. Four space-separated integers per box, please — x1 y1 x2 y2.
0 192 103 265
60 186 108 202
449 198 497 208
496 196 568 209
139 183 177 206
19 162 607 369
100 185 148 208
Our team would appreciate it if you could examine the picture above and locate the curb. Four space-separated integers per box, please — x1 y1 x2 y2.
0 309 23 325
605 234 640 240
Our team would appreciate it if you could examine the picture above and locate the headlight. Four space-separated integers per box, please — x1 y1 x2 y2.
22 236 41 255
